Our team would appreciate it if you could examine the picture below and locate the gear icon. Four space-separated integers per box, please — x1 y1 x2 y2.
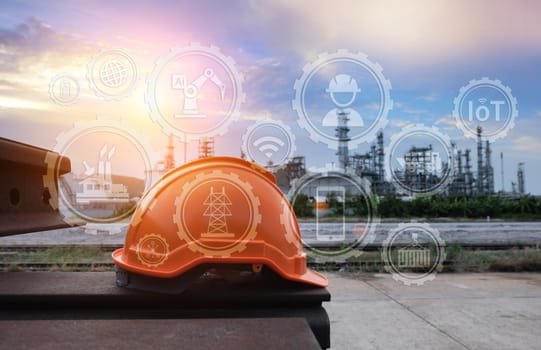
136 233 170 268
48 73 80 106
453 77 518 142
43 116 156 223
173 169 261 257
145 43 245 142
292 49 392 150
287 170 379 261
87 48 138 101
279 199 302 250
241 119 296 167
382 222 446 286
385 124 455 196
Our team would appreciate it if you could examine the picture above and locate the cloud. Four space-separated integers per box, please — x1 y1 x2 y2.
0 17 94 73
393 101 404 109
0 78 23 89
0 18 101 115
247 0 541 67
417 93 439 102
0 96 50 110
365 102 381 111
389 119 414 129
435 114 460 128
242 56 302 122
511 136 541 153
242 110 273 121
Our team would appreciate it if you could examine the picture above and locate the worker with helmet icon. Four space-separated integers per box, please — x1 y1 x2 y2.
322 74 364 127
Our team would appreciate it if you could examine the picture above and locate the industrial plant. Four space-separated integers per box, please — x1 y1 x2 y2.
153 117 526 198
272 118 526 198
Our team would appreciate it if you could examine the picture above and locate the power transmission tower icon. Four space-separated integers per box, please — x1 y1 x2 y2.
202 187 234 238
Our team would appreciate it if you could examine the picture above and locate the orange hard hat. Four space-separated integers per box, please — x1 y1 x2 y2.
112 156 328 287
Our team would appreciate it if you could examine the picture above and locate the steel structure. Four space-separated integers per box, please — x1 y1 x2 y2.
335 110 350 171
518 162 525 195
199 137 215 158
202 187 233 238
273 124 515 197
402 145 435 192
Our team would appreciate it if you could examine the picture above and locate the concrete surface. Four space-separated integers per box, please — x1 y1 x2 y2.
325 272 541 350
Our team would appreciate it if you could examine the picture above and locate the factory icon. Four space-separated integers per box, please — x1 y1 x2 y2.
75 144 130 206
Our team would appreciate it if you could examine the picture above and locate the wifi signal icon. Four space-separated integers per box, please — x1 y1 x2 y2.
253 136 285 158
478 97 487 104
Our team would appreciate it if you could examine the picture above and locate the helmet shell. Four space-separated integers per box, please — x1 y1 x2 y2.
325 74 360 93
112 156 328 287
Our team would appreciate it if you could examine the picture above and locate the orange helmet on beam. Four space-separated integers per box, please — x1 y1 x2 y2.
112 156 328 288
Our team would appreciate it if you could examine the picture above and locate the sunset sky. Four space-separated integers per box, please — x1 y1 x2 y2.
1 0 540 193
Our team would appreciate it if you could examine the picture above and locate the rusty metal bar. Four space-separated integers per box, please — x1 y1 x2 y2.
0 137 74 236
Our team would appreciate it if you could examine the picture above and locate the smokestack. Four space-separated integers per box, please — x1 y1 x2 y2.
165 134 175 170
500 152 504 193
486 140 493 194
98 145 107 180
104 146 115 183
518 163 525 195
457 150 463 175
377 131 384 181
465 149 472 195
370 145 376 172
336 110 350 171
477 126 484 194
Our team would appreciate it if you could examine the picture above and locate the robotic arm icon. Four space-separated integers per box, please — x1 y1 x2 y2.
172 68 225 118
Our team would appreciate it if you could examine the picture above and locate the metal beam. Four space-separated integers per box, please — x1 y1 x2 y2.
0 137 75 236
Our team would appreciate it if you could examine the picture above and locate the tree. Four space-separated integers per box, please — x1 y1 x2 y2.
517 195 536 215
378 194 407 217
292 193 314 217
326 191 344 216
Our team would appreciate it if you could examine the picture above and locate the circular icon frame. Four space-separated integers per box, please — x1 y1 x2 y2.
87 49 138 100
385 124 455 196
241 119 296 167
146 43 245 142
293 49 392 150
382 222 446 286
453 77 518 142
43 117 155 223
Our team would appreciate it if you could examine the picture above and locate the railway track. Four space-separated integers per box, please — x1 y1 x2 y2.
0 244 122 253
0 262 114 271
1 243 539 272
0 260 457 272
0 242 539 253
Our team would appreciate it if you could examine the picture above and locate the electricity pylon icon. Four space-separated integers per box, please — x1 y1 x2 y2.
202 187 234 238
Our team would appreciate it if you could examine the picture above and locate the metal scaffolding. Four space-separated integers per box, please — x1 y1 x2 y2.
199 137 215 159
335 110 350 171
518 162 525 195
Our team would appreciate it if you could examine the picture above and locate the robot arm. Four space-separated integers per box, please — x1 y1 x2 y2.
192 68 225 100
172 67 226 117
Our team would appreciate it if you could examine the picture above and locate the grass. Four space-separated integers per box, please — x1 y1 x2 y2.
0 246 113 272
450 248 541 272
1 246 111 263
308 244 541 273
2 245 540 273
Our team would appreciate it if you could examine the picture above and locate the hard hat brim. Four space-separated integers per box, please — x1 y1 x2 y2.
113 248 328 287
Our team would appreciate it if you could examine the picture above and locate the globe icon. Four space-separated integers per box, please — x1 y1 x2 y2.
99 60 128 88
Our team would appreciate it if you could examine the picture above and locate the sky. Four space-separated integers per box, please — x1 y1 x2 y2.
1 0 540 194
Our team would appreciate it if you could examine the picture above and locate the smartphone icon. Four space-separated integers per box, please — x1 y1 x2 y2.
315 185 346 241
